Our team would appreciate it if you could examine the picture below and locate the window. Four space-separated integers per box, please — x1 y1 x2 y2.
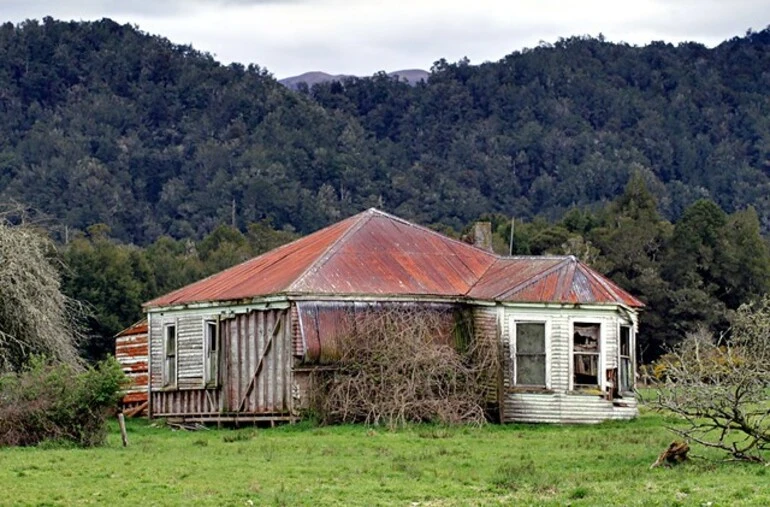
515 322 546 387
204 319 219 386
619 325 633 392
573 323 600 389
163 324 177 387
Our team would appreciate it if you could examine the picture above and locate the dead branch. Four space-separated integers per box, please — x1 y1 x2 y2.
309 307 498 428
650 441 690 469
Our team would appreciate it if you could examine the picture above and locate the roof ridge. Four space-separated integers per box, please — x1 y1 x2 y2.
494 256 575 300
465 257 502 295
576 262 627 303
288 208 375 291
367 208 499 258
553 257 577 300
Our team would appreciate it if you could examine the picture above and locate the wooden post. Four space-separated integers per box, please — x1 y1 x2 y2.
118 413 128 447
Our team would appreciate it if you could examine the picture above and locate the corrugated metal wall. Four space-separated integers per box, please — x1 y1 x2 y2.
504 393 638 424
294 301 460 364
115 330 148 406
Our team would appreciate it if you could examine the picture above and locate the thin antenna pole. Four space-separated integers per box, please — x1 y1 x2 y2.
508 217 515 256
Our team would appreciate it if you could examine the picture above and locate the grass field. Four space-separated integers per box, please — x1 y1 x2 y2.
2 408 769 506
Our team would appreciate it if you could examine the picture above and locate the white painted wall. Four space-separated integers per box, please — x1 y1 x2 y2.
501 304 638 423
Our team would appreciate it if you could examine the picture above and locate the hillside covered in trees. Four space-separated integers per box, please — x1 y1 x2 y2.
3 19 770 240
2 18 770 362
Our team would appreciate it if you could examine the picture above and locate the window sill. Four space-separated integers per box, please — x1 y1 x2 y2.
509 387 554 394
567 389 604 397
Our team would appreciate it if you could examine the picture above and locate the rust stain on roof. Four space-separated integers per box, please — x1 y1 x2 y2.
144 209 644 309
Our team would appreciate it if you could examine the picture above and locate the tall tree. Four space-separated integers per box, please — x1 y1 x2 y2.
0 221 81 370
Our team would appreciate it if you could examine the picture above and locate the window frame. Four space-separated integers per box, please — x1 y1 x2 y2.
509 316 550 389
203 318 219 387
162 322 178 389
618 324 634 394
570 321 603 391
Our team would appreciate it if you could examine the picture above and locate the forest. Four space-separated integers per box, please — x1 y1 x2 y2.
1 18 770 363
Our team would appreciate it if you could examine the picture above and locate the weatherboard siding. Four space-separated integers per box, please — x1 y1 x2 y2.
114 323 149 409
504 393 638 424
178 314 205 387
501 305 638 423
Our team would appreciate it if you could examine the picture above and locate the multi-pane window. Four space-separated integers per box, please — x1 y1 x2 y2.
515 322 546 386
204 319 219 386
619 325 633 392
573 323 600 388
163 324 177 387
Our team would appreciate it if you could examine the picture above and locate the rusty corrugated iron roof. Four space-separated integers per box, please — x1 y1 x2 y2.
468 256 644 307
115 319 148 337
144 208 644 308
145 209 497 308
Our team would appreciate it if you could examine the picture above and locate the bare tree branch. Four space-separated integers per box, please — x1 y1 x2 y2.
309 307 498 428
0 220 83 371
653 302 770 463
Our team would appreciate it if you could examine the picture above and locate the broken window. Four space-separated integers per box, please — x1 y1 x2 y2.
204 319 219 386
163 323 177 387
515 322 546 386
573 323 600 389
619 325 633 392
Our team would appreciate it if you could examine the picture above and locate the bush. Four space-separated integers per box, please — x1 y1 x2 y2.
0 357 125 447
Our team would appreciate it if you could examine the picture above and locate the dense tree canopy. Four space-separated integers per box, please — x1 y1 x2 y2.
3 20 770 243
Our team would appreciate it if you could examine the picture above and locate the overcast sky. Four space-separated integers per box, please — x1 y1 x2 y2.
3 0 769 78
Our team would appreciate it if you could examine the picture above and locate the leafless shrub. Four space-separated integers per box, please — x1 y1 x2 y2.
0 221 83 371
653 297 770 463
309 307 499 428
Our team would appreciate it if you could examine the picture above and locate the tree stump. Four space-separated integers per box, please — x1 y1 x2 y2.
650 441 689 469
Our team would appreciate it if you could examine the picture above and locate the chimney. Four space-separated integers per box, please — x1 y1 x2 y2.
472 222 493 252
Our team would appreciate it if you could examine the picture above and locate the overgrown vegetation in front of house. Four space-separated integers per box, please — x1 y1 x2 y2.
308 308 498 428
0 357 125 447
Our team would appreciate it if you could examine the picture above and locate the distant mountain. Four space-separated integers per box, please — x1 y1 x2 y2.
279 71 354 89
279 69 429 89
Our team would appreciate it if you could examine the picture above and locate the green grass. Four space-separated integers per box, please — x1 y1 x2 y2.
2 408 769 506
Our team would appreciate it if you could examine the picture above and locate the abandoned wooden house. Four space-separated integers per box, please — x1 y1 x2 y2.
142 208 643 424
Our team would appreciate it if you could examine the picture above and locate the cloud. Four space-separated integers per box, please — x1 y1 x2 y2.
2 0 768 77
